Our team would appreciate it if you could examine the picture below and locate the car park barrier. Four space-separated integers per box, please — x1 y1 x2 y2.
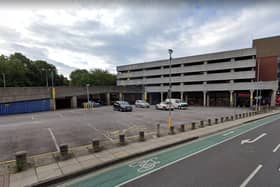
59 144 69 158
215 118 218 124
83 103 94 110
119 134 126 145
15 151 27 171
191 122 196 130
156 124 160 137
92 139 101 152
169 126 175 135
180 124 185 132
139 131 145 141
225 116 229 121
200 121 204 128
208 119 211 126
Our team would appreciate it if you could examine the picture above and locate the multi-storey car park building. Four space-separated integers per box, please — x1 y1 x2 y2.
117 35 280 107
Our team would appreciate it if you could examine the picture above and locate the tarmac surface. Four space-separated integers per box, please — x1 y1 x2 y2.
123 116 280 187
0 106 250 161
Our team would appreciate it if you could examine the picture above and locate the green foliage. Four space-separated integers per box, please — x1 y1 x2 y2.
0 52 69 87
70 68 116 86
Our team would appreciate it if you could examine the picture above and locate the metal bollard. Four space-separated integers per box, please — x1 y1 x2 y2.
156 124 160 137
92 139 100 152
59 144 69 158
119 134 126 145
191 122 196 130
235 114 238 119
180 124 185 132
220 117 224 123
225 116 229 121
139 131 145 141
231 116 234 121
215 118 218 124
208 119 211 126
15 151 27 171
249 112 252 117
200 120 204 128
239 114 242 118
243 113 246 118
169 126 175 135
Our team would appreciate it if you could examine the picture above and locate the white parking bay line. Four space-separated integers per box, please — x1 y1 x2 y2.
273 144 280 153
47 128 60 151
240 164 263 187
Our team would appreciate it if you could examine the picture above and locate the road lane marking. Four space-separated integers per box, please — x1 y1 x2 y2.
47 128 60 151
240 164 263 187
116 116 280 187
222 131 234 136
273 144 280 153
241 133 267 144
31 116 34 120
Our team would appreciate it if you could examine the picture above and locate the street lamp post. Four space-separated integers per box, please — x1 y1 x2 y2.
2 73 6 88
168 49 173 129
86 84 90 103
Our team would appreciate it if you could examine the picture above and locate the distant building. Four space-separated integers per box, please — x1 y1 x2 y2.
117 36 280 107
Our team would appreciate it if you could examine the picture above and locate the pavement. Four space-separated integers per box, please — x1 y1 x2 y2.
0 106 250 161
0 109 277 187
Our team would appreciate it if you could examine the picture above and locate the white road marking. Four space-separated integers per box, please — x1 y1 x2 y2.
58 113 63 118
241 133 267 144
222 131 234 136
86 123 115 143
116 118 278 187
31 116 34 120
273 144 280 153
240 164 263 187
47 128 60 151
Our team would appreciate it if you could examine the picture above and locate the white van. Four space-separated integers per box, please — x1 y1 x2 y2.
164 98 188 109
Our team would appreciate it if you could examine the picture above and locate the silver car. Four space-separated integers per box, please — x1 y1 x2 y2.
135 100 150 108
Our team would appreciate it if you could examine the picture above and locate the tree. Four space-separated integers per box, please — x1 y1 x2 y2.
0 52 69 87
70 68 116 86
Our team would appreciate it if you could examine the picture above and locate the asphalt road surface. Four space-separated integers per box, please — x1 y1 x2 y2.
62 113 280 187
123 115 280 187
0 106 249 161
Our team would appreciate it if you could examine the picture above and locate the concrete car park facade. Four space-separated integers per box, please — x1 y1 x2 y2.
117 36 280 107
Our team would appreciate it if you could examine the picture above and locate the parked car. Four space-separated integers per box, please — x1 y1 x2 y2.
155 101 174 110
135 100 150 108
165 98 188 109
113 101 133 112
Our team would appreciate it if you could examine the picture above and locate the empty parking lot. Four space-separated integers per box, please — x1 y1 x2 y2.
0 106 250 161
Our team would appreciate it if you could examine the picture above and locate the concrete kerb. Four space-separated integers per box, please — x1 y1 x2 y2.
28 110 280 187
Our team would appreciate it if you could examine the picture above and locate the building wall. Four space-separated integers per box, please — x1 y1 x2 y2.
256 56 278 81
253 35 280 57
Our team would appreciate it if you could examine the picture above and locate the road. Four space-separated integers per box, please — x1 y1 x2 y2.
63 113 280 187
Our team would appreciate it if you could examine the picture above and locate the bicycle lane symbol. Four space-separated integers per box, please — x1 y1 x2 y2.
129 157 161 173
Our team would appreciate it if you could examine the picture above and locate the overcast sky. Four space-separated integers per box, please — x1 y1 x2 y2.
0 0 279 77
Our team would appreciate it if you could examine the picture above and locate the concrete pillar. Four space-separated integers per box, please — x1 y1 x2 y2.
160 92 164 102
119 92 123 101
185 94 188 102
180 92 183 101
106 93 111 105
71 96 78 108
230 91 233 107
271 90 276 107
203 91 207 107
250 90 254 107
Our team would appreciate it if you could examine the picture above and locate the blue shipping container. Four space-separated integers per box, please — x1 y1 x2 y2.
0 99 51 115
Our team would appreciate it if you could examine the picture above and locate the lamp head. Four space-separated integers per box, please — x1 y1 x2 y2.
168 49 173 55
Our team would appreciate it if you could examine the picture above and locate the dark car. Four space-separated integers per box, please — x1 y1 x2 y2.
113 101 133 112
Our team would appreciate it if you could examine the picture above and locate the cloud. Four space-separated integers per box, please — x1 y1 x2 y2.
0 1 279 78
